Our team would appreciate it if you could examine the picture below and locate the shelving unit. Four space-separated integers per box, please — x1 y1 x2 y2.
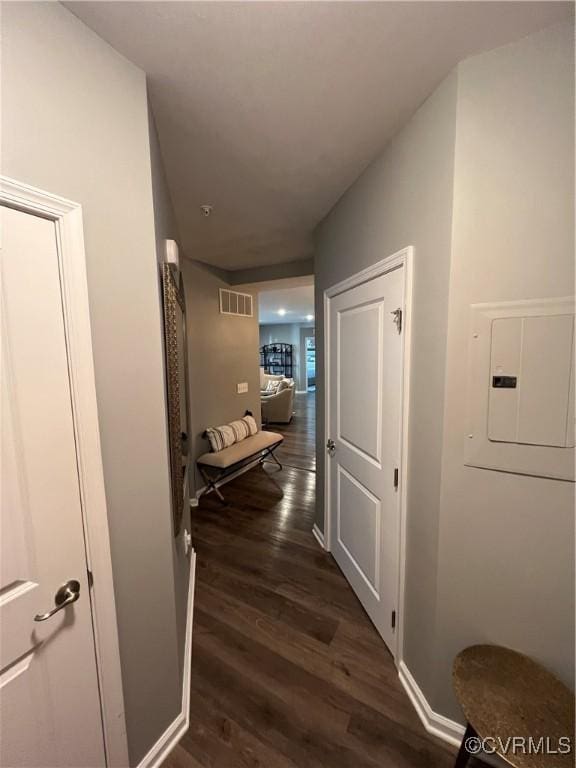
260 343 293 378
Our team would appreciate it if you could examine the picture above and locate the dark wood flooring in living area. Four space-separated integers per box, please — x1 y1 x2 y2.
165 393 464 768
274 391 316 473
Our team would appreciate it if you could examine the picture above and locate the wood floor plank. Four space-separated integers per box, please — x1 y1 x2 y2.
195 581 415 726
181 692 300 768
164 393 460 768
196 568 339 645
162 744 206 768
191 646 382 768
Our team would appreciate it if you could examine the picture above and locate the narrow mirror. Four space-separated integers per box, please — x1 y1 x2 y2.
161 262 190 536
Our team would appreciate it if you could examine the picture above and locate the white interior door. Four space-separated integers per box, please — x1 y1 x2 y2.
328 265 404 654
1 205 106 767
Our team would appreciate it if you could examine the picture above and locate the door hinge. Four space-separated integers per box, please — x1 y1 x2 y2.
391 308 402 334
393 468 399 489
391 610 397 630
87 570 94 588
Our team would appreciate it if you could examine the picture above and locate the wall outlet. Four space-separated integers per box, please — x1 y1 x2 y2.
237 382 248 394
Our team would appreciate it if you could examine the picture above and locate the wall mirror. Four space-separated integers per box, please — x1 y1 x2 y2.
161 262 190 536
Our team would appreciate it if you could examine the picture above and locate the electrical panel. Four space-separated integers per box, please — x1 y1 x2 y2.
465 298 575 481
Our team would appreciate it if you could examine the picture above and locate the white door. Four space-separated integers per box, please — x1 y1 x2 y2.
1 206 106 767
328 265 404 654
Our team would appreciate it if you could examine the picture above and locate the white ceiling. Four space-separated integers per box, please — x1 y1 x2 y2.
67 1 571 271
257 282 315 326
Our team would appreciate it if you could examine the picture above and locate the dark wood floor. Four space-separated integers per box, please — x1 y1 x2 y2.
272 392 316 473
164 395 462 768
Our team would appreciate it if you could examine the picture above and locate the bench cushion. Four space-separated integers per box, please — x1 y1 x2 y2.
197 431 283 469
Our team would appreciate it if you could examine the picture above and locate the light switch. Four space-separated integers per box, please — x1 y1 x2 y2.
236 382 248 394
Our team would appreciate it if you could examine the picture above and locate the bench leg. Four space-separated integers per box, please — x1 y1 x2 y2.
209 482 225 503
198 443 284 502
199 467 225 503
260 445 282 470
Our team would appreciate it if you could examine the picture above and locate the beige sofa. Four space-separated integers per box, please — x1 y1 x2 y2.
260 371 295 424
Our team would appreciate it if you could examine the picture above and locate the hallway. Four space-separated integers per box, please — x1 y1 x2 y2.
274 392 316 473
164 397 463 768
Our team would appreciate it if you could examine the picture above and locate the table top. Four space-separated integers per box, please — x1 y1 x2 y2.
453 645 575 768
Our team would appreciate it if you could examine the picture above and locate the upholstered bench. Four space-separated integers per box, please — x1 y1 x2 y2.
197 428 283 502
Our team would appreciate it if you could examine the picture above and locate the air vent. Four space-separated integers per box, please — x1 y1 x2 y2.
219 288 253 318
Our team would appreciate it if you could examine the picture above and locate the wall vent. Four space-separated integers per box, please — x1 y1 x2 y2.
219 288 253 318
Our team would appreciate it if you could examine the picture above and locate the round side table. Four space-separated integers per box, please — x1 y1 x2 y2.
452 645 574 768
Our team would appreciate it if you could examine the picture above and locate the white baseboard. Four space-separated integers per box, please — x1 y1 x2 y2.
398 661 464 749
137 712 187 768
312 523 327 551
137 551 196 768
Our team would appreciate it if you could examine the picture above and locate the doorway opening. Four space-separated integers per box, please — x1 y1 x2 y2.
323 247 413 662
256 275 316 472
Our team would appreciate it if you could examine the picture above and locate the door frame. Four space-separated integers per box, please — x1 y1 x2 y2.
1 176 129 767
322 246 413 663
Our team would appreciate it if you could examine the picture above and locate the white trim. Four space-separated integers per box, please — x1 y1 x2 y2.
396 249 413 669
324 247 410 300
323 292 331 548
398 662 465 748
1 176 129 766
323 246 414 665
137 552 196 768
312 524 327 550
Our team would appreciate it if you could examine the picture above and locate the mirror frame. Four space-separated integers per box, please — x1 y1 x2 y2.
161 262 190 536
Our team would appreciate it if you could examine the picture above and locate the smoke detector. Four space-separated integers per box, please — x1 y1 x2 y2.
200 204 213 217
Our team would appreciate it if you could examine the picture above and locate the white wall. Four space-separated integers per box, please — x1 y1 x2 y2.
148 107 192 694
315 18 574 725
2 4 181 763
434 21 575 718
315 72 458 700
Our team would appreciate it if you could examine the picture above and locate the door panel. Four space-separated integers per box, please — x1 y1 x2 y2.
337 466 380 595
338 302 383 463
329 266 404 654
1 206 106 767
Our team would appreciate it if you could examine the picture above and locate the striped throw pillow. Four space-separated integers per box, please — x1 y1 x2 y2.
205 424 235 453
205 415 258 452
243 415 258 435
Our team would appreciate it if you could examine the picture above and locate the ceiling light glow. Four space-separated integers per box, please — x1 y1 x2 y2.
277 308 286 316
306 314 314 321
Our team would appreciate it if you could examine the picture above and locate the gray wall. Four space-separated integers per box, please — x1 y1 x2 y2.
315 71 458 700
2 4 181 764
314 19 574 721
434 21 575 718
148 107 192 693
259 322 315 391
229 257 314 285
182 262 261 495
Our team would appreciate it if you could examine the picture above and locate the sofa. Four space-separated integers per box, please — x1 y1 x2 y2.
260 371 295 424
